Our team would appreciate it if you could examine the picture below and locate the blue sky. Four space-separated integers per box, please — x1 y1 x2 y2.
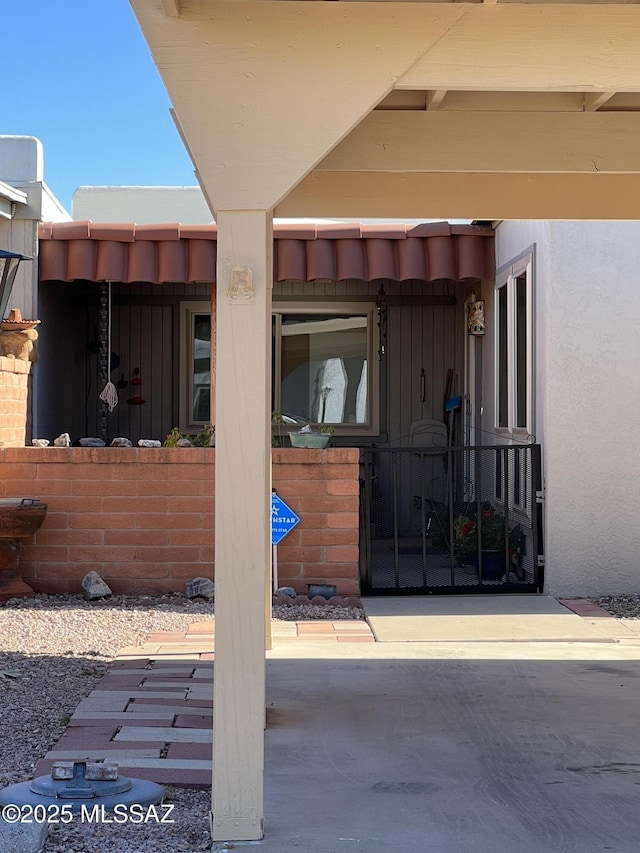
5 0 196 213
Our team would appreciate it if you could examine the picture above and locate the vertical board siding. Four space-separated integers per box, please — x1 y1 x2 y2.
110 296 174 444
40 278 469 447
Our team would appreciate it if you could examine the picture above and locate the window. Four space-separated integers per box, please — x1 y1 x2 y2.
180 300 379 435
494 253 534 514
180 302 212 431
273 303 378 433
495 254 533 437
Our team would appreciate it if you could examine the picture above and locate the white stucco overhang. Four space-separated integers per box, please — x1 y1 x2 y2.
0 180 28 221
129 0 640 842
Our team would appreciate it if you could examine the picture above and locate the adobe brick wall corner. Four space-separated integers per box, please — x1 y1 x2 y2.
0 357 31 448
272 448 360 597
0 446 360 597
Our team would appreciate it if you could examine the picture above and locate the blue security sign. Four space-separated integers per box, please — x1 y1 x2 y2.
271 492 300 545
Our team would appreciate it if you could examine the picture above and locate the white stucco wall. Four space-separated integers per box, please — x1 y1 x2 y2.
72 186 213 224
497 220 640 597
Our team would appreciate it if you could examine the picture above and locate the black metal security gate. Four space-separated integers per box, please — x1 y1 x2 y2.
360 444 543 594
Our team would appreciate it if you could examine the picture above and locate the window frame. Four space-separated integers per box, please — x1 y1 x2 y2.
273 301 380 437
493 252 535 516
494 253 534 440
180 299 380 437
179 301 213 433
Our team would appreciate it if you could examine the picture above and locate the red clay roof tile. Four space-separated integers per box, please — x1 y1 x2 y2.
38 221 494 284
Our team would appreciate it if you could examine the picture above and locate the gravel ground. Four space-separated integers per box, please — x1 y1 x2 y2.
591 594 640 619
0 592 363 852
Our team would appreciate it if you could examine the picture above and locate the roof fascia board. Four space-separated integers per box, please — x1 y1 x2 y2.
0 196 13 220
0 180 28 206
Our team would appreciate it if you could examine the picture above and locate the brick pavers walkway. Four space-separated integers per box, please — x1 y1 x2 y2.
33 618 374 788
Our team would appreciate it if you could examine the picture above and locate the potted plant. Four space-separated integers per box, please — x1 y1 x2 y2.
453 503 523 580
163 424 215 447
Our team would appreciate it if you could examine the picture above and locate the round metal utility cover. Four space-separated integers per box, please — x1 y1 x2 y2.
0 777 165 813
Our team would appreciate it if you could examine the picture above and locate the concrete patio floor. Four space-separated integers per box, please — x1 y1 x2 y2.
361 593 622 643
34 596 640 852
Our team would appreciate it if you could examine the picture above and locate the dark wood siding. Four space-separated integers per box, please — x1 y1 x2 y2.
38 278 469 448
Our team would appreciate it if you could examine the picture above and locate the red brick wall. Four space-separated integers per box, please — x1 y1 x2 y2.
0 447 360 597
272 448 360 596
0 357 31 448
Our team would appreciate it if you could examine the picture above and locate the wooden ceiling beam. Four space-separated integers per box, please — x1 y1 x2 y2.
425 90 447 110
583 92 616 111
397 5 640 92
277 171 640 220
161 0 181 18
318 110 640 174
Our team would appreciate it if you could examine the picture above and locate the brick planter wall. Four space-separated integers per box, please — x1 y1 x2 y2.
0 357 31 448
272 448 360 596
0 447 360 596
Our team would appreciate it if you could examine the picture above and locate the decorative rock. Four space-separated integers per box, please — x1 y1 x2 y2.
185 577 215 600
79 437 105 447
81 571 112 601
110 437 133 447
52 761 118 781
177 438 192 448
53 433 71 447
31 439 50 447
307 583 337 600
138 439 161 448
276 586 296 599
0 818 48 853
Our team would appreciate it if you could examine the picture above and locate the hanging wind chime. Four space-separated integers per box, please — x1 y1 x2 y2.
97 282 119 443
98 282 119 412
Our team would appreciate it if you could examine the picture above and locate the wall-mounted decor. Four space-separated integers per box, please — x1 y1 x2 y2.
467 299 486 336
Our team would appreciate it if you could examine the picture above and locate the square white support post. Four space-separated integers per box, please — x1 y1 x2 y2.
211 210 273 841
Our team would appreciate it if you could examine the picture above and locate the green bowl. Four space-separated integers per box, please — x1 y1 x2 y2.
289 432 331 449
